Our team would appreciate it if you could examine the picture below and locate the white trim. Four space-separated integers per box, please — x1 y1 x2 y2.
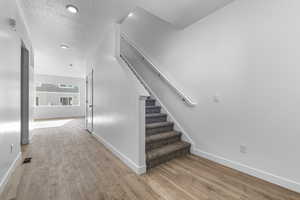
58 84 74 89
191 147 300 193
138 97 147 168
0 152 22 196
29 130 34 142
35 105 80 108
91 133 146 175
34 116 85 121
36 91 79 94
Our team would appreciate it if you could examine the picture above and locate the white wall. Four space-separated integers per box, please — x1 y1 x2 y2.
122 0 300 192
86 24 149 174
0 0 33 193
34 74 85 119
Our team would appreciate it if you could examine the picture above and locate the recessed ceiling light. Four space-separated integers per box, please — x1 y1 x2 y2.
128 12 133 17
66 5 79 14
60 44 69 49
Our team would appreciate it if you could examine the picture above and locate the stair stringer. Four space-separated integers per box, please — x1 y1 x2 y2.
120 54 195 149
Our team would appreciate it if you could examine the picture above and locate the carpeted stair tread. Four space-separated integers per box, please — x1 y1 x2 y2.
146 113 167 118
146 99 156 106
146 106 161 114
146 113 167 124
146 141 191 161
146 131 181 144
146 121 173 129
145 105 161 109
147 99 155 101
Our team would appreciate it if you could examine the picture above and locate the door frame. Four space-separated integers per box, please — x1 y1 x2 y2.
85 69 94 133
20 41 30 145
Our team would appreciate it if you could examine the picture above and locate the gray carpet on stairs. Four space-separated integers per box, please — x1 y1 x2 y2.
145 98 191 169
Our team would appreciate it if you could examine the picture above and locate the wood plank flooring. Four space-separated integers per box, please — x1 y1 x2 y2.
1 119 300 200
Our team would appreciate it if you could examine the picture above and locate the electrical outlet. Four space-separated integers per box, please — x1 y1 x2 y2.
10 144 14 153
213 94 220 103
240 145 247 154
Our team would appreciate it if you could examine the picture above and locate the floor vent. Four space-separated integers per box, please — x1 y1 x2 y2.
23 157 32 164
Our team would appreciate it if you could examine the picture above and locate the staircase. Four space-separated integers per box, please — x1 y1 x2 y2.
145 97 191 169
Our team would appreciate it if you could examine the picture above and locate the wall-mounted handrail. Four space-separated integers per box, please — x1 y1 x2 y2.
121 33 197 107
119 54 150 95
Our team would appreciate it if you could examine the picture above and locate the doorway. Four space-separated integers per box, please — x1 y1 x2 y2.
21 41 30 144
86 70 93 133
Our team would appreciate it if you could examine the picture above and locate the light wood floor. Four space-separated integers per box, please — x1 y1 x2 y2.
1 119 300 200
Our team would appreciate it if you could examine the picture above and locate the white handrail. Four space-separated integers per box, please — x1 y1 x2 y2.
121 33 197 107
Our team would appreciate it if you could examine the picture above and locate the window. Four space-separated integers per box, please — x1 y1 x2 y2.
60 97 73 105
58 84 74 89
36 97 39 106
35 83 80 107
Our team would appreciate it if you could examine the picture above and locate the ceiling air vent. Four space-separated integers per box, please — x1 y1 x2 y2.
8 18 16 30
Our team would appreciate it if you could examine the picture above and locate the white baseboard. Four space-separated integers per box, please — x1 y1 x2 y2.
0 152 22 196
191 147 300 193
92 133 146 175
34 116 85 121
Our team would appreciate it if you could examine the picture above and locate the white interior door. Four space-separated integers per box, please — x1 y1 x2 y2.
86 70 93 133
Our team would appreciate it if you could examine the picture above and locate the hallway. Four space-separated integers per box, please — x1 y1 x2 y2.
1 119 299 200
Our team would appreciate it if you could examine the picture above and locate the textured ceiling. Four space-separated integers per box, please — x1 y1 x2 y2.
19 0 137 77
19 0 235 78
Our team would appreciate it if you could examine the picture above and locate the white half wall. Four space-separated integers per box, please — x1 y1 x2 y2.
86 24 148 174
122 0 300 192
34 74 85 119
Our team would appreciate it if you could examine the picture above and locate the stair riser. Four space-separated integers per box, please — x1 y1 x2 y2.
146 115 167 124
146 136 181 151
146 125 174 136
147 147 190 169
146 107 161 114
146 100 155 106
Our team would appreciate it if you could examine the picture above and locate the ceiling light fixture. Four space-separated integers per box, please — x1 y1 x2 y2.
128 12 133 17
66 5 79 14
60 44 70 49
